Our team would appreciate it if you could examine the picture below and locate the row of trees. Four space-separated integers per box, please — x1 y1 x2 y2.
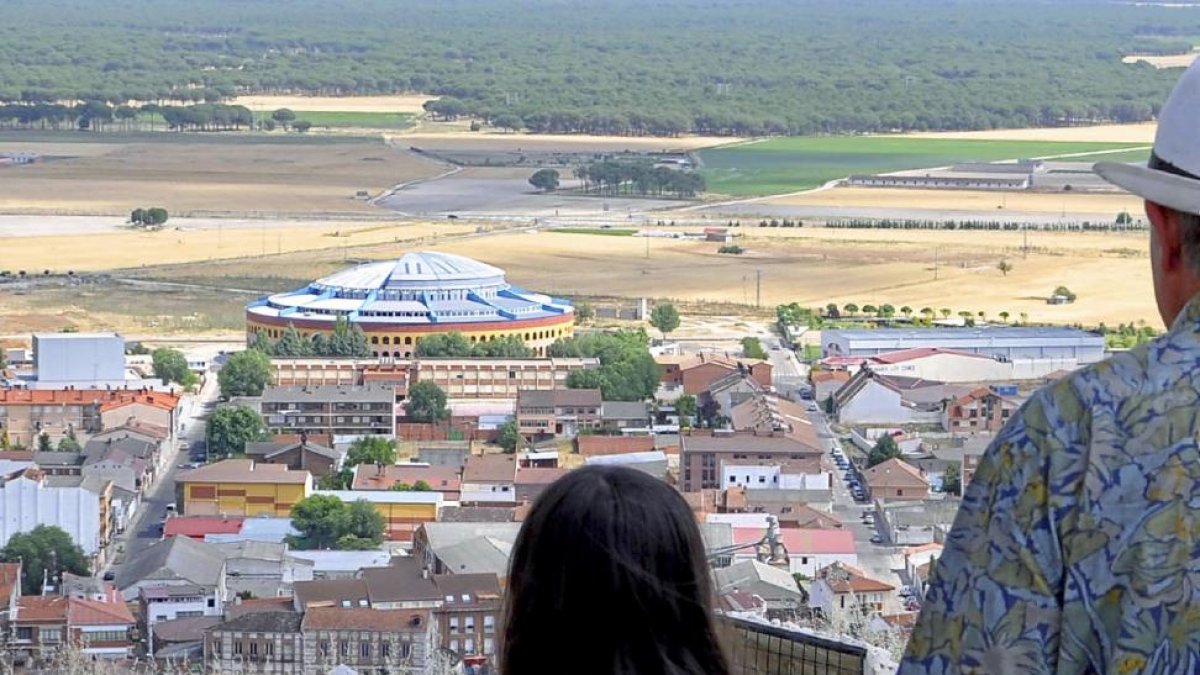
826 218 1148 232
778 301 1033 331
1 0 1185 137
0 102 318 133
249 320 373 360
414 332 533 358
572 162 705 198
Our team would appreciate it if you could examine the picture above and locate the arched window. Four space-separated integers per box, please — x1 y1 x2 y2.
405 336 413 345
382 337 391 345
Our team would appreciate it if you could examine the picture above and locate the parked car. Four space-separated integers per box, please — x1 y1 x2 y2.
870 533 884 544
899 585 916 597
862 514 875 525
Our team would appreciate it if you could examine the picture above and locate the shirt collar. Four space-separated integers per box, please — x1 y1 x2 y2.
1170 292 1200 332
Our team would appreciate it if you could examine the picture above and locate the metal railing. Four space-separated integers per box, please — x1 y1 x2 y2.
720 616 868 675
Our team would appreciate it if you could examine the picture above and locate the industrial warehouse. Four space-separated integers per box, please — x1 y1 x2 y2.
245 252 576 357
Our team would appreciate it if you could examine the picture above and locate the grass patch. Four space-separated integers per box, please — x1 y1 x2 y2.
549 227 638 236
1082 148 1151 164
699 137 1149 196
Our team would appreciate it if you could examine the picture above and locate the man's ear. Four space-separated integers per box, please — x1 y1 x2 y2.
1147 200 1184 272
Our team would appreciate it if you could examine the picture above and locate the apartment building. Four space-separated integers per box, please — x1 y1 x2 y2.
260 385 395 437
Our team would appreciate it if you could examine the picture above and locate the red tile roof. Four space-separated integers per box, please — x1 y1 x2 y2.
732 527 855 555
462 454 517 483
163 516 245 539
576 435 656 457
869 347 988 364
69 596 135 626
816 562 896 594
515 467 567 486
0 451 34 462
0 389 181 411
0 562 21 602
227 597 295 619
301 607 431 632
352 464 461 492
16 596 68 623
863 458 929 490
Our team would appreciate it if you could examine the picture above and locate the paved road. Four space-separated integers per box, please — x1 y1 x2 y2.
109 372 221 591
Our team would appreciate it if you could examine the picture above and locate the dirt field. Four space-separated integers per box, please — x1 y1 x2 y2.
100 226 1159 329
229 94 435 113
1121 53 1198 69
0 220 478 272
0 135 441 216
899 123 1157 144
761 187 1145 216
391 131 740 152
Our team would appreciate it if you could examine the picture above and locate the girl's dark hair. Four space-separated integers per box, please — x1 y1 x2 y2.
501 465 730 675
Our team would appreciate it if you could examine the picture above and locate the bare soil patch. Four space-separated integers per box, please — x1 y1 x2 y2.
391 131 739 152
0 136 442 216
762 187 1144 216
228 94 435 113
898 123 1157 144
1121 53 1198 69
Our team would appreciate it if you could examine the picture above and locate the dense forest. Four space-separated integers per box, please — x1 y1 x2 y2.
0 0 1197 136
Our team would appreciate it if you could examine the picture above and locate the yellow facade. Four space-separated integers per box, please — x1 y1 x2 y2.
182 481 309 518
246 317 575 359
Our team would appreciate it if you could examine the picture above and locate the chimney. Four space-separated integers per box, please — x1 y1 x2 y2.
300 431 308 446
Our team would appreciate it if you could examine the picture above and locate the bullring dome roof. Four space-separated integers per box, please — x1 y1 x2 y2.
247 251 573 327
313 252 504 291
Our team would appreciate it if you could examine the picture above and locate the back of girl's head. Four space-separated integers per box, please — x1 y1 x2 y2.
501 465 729 675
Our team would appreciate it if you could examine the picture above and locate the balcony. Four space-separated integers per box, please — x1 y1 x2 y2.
719 616 873 674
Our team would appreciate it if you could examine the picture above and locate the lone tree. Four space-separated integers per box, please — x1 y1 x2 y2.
676 394 697 428
998 259 1013 276
1116 211 1133 226
206 406 268 458
943 462 963 496
37 432 52 453
288 495 385 551
497 420 522 454
0 525 90 595
292 120 312 133
152 347 197 387
345 437 397 467
649 303 681 339
407 381 449 423
868 434 903 467
528 168 560 192
493 114 524 133
271 108 296 130
219 349 272 397
574 301 594 324
843 303 859 316
1053 285 1078 302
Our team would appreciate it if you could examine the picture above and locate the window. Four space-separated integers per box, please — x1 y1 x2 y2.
16 627 32 641
801 557 809 565
483 615 495 631
207 597 216 608
450 639 460 653
360 641 371 658
340 640 349 657
40 628 62 643
449 617 459 633
445 594 454 603
319 641 330 657
460 593 470 603
464 618 475 631
381 642 391 659
234 641 243 655
264 642 274 656
465 638 475 654
249 642 258 656
484 637 495 655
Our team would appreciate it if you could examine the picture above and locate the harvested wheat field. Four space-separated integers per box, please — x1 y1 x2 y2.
116 226 1159 329
763 187 1145 216
0 220 478 272
229 94 435 113
391 131 740 152
0 134 441 216
900 123 1157 144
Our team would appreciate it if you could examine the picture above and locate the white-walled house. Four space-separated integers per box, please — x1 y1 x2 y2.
720 457 832 492
0 469 103 557
834 370 971 427
809 562 897 620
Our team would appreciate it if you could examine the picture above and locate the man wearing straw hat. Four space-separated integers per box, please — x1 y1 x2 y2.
900 63 1200 674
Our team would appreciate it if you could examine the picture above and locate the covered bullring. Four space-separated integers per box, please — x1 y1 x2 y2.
246 252 574 357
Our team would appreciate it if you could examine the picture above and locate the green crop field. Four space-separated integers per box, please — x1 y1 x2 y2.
291 111 416 129
699 137 1150 196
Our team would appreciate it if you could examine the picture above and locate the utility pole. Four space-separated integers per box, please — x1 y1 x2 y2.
645 233 650 259
755 269 762 308
1023 227 1029 259
934 247 939 281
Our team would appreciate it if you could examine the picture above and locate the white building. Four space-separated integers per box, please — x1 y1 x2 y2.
834 371 971 427
139 584 222 625
721 460 832 492
0 469 102 556
809 562 897 620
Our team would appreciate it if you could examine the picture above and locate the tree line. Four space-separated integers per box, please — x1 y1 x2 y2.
825 218 1149 232
573 161 705 198
0 0 1188 137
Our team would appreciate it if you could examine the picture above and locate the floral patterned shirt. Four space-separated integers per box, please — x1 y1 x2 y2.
900 297 1200 675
